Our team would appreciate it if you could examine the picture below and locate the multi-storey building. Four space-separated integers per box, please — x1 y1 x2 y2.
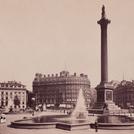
33 71 91 109
113 80 134 109
0 81 27 112
26 90 35 108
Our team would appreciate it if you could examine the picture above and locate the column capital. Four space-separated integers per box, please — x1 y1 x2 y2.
97 5 111 26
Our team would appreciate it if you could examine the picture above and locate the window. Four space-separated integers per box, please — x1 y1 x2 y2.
1 92 4 97
1 101 4 106
10 92 12 98
6 101 8 106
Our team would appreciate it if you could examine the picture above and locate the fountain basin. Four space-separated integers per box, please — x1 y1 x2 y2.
11 120 57 129
11 89 92 131
90 115 134 130
91 122 134 130
56 122 90 131
11 115 91 130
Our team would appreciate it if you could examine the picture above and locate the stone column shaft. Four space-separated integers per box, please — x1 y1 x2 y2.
101 24 108 83
98 11 110 84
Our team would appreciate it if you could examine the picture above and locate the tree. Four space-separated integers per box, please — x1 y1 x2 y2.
14 95 20 107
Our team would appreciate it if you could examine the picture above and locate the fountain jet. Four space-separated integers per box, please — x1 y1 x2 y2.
71 88 88 119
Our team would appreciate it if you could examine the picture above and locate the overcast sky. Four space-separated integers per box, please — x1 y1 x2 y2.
0 0 134 90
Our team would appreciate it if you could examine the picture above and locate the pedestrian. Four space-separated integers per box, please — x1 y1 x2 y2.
95 120 98 132
32 110 34 116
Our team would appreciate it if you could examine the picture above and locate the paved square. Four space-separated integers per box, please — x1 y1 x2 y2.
0 112 134 134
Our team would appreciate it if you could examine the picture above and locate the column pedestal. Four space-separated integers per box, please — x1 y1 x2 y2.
91 82 121 114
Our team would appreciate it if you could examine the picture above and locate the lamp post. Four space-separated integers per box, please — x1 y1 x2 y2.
31 97 36 116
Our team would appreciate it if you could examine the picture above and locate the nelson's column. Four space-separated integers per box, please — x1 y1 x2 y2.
94 5 120 113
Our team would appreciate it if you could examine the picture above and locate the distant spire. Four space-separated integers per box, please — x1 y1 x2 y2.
102 5 106 18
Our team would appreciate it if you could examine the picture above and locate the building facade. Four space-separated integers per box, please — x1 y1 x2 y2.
113 80 134 109
26 90 35 108
0 81 27 112
33 71 91 109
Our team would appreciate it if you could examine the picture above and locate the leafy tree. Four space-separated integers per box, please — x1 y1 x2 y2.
14 95 20 106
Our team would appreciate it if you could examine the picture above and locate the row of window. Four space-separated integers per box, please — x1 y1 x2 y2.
0 91 25 94
0 100 25 104
0 91 25 95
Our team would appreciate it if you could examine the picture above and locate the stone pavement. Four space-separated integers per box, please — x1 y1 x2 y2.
0 111 134 134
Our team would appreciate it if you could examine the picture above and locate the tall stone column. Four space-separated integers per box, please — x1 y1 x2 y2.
97 5 110 84
90 5 121 114
94 6 115 112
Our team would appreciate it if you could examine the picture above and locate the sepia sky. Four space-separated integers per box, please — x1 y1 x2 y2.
0 0 134 90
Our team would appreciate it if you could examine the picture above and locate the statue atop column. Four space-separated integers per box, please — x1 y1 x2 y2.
102 5 106 18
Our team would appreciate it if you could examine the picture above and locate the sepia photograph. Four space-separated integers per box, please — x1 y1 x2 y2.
0 0 134 134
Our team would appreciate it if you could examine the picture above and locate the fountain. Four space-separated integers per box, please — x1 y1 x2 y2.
10 88 134 130
11 88 93 130
71 88 88 119
55 88 91 130
90 115 134 130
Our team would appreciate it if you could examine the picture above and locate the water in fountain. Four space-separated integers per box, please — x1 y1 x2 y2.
11 88 93 130
71 88 89 119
